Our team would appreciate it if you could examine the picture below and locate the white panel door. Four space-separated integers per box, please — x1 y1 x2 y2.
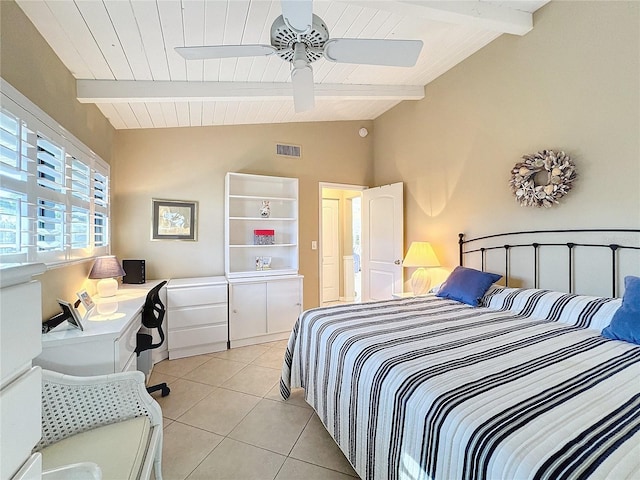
322 198 340 303
361 182 404 301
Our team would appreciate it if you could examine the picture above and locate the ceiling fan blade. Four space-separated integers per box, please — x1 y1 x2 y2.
291 65 315 113
175 45 276 60
281 0 313 33
323 39 423 67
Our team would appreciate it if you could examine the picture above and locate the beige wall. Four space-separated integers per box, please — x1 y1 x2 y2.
112 121 374 309
1 0 116 319
373 1 640 276
0 1 114 162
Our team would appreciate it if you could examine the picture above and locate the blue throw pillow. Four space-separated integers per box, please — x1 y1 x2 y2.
436 266 502 306
602 276 640 345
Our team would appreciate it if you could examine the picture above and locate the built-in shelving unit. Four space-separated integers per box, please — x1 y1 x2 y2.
225 173 299 278
225 172 303 347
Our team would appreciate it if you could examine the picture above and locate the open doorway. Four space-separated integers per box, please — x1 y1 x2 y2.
319 183 366 306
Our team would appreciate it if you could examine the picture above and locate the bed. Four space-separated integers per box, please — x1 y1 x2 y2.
280 229 640 480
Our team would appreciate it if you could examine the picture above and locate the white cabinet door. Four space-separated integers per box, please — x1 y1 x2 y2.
267 278 302 333
229 282 267 340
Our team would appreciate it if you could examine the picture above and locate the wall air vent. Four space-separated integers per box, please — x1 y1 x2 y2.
276 143 302 158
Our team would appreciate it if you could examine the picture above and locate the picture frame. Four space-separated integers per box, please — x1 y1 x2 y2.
76 289 95 312
151 199 198 241
255 256 272 271
57 298 84 331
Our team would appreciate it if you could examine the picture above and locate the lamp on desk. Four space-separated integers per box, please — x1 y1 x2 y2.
402 241 440 296
89 255 126 297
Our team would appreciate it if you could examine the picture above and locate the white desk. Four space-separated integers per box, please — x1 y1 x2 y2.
35 281 165 376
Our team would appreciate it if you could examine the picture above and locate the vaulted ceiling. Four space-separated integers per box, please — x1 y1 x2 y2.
16 0 548 130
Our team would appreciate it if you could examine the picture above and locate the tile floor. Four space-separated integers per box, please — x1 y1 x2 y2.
149 340 360 480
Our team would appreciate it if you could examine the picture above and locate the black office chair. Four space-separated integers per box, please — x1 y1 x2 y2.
136 280 170 397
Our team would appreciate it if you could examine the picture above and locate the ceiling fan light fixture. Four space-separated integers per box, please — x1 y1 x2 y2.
291 64 315 113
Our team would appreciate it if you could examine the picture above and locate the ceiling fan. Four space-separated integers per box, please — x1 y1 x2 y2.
174 0 423 113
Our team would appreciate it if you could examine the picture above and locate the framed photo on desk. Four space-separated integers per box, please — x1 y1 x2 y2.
57 299 84 331
76 289 95 311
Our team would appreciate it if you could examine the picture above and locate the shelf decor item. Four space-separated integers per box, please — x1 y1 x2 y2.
509 150 577 208
260 200 271 217
256 256 272 271
254 229 275 245
152 198 198 240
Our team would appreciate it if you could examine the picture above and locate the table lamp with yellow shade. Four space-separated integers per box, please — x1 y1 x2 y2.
402 241 441 295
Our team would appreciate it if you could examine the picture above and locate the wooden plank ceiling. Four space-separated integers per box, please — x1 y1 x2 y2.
16 0 548 129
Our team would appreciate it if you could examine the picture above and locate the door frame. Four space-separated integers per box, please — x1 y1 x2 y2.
318 182 367 305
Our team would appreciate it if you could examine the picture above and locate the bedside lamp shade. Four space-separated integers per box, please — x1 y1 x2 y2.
89 255 126 297
402 242 440 295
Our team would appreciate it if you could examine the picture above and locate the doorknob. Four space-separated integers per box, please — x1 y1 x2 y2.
394 259 401 265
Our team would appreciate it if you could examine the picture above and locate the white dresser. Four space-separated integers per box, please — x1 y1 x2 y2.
166 276 228 359
0 263 46 480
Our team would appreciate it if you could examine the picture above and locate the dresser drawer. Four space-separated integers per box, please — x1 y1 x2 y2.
169 304 227 329
116 313 141 373
0 367 41 480
169 324 227 350
1 281 42 385
168 284 227 308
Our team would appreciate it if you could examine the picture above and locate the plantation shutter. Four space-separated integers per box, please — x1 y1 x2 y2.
1 78 111 264
92 161 109 251
0 106 33 261
67 143 92 255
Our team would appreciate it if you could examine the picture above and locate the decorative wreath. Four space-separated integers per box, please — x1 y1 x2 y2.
509 150 577 208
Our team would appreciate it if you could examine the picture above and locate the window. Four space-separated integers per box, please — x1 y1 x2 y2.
0 78 110 265
37 135 65 193
0 190 28 255
37 198 64 252
70 206 90 249
94 212 107 248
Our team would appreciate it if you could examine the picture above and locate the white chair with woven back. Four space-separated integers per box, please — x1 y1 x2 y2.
37 369 163 480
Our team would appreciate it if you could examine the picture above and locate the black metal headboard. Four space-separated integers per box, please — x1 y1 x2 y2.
459 229 640 298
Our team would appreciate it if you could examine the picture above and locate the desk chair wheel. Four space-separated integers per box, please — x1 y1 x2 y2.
147 382 170 397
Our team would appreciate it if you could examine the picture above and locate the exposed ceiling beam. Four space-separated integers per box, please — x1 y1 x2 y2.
343 1 538 36
76 80 425 103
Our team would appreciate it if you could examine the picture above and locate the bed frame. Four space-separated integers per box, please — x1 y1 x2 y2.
459 228 640 297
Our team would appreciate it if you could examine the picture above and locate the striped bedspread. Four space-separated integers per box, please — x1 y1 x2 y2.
280 295 640 480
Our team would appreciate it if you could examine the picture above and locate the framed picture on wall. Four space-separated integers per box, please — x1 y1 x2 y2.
151 199 198 241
